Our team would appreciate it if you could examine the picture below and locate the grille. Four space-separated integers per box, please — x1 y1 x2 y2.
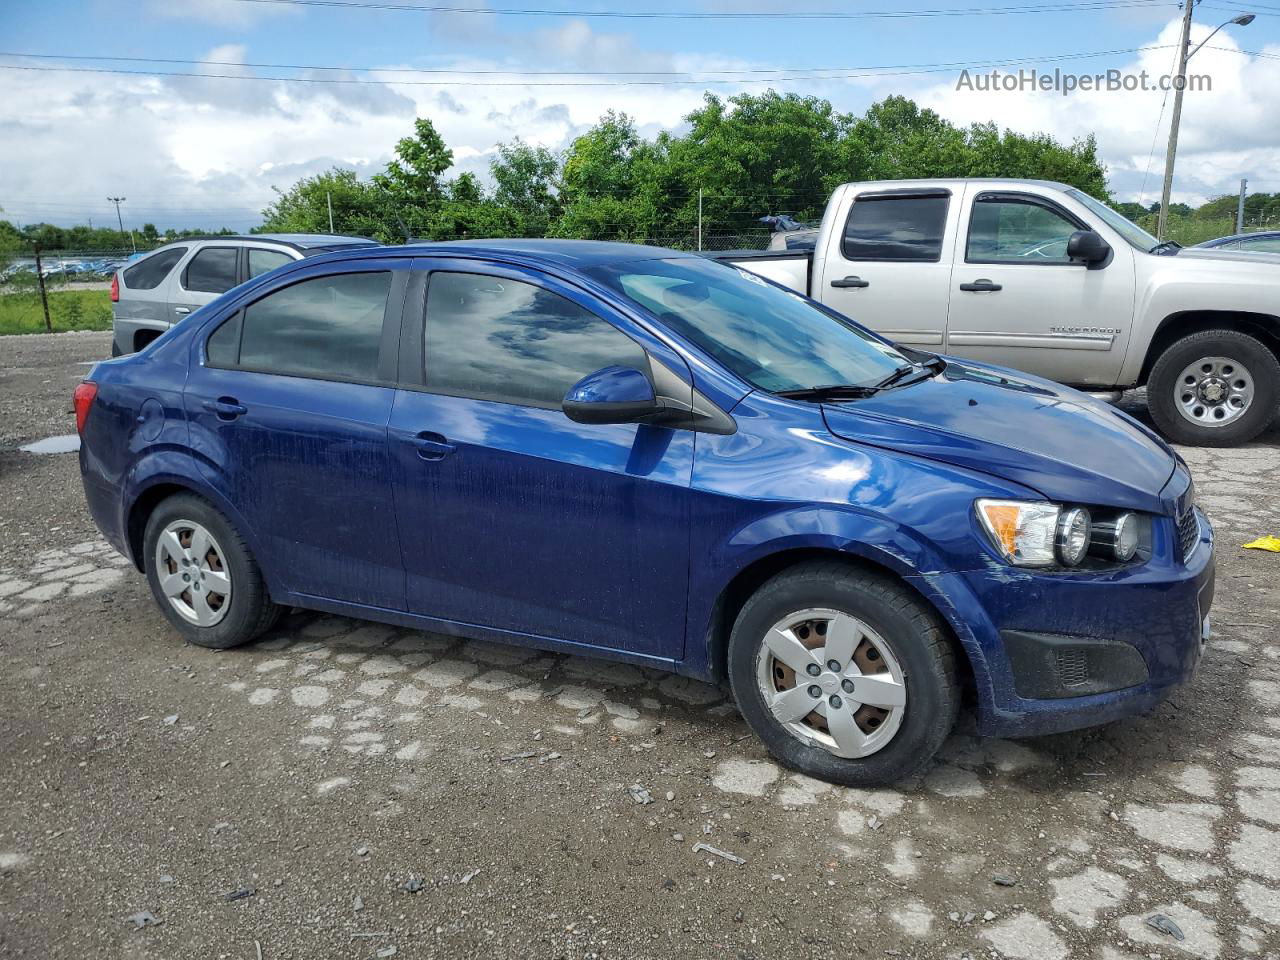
1055 648 1090 688
1177 508 1199 561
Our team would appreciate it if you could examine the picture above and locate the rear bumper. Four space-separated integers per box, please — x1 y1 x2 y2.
111 316 170 355
916 509 1215 739
80 446 132 563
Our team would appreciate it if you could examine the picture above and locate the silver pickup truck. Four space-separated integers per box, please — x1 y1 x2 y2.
719 178 1280 446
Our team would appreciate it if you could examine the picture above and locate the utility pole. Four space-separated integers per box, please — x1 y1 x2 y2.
327 191 335 233
697 188 703 252
1237 178 1248 233
1157 1 1196 241
33 243 52 332
107 196 134 252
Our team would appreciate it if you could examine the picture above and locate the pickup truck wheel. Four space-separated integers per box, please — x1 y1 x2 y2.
143 493 281 649
1147 329 1280 447
727 562 959 787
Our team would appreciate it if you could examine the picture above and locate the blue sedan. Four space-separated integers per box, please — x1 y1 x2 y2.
75 240 1214 785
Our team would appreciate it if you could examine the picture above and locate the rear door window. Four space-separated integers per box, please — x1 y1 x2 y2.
211 271 392 382
247 248 294 279
422 271 647 408
183 247 240 294
122 247 187 290
842 195 948 261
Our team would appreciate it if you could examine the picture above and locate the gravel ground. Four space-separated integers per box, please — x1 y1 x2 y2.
1 332 1278 960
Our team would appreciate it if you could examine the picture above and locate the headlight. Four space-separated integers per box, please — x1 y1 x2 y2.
1091 511 1139 562
975 499 1059 567
1055 507 1092 566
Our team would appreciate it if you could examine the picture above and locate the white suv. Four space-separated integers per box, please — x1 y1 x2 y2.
110 233 377 356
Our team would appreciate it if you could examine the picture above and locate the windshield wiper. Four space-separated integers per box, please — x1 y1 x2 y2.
775 383 881 402
873 362 921 390
1149 240 1182 255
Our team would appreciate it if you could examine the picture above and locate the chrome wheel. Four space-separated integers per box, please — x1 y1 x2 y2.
1175 356 1254 427
154 519 232 627
754 607 906 759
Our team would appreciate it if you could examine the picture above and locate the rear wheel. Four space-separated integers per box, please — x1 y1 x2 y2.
1147 329 1279 446
143 494 280 648
727 562 959 787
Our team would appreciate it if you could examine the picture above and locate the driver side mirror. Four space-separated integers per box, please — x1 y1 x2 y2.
1067 230 1111 266
562 365 664 425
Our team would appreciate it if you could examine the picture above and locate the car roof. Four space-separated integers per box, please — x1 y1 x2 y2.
164 233 378 251
315 238 698 269
1199 231 1280 246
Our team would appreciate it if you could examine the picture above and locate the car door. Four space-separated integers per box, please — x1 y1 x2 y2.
388 258 695 660
168 244 241 324
816 188 960 348
185 258 410 610
944 188 1137 387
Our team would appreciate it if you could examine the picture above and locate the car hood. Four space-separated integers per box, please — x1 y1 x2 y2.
821 361 1177 513
1176 247 1280 268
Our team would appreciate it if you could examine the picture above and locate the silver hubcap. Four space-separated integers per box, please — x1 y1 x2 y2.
1175 356 1253 427
155 519 232 627
754 608 907 759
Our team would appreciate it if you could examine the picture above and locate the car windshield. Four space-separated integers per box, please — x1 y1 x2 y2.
584 257 912 394
1066 189 1160 252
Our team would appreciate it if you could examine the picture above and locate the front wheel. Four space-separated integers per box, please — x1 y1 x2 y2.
727 562 959 787
143 493 280 649
1147 329 1279 446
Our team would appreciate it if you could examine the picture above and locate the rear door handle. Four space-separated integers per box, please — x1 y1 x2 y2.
413 431 456 461
830 275 870 289
202 397 247 420
959 279 1002 292
173 306 191 315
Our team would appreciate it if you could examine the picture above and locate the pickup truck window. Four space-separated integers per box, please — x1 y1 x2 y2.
842 195 948 262
1066 189 1160 252
967 197 1078 265
586 256 911 394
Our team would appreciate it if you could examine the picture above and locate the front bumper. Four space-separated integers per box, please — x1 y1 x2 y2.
916 507 1215 739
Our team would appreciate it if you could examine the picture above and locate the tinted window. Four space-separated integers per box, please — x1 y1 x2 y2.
183 247 239 294
842 196 948 261
586 257 911 394
968 198 1079 263
235 271 391 381
206 313 242 368
1236 236 1280 253
247 248 294 279
122 247 186 290
423 272 647 408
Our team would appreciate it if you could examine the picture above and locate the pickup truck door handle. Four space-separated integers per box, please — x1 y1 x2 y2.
830 275 870 289
413 431 456 461
959 279 1003 292
202 397 247 420
173 306 191 315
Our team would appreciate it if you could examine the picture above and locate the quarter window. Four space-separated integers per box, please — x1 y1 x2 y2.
842 195 948 261
183 247 239 294
967 198 1080 264
212 271 391 381
122 247 186 290
423 272 647 408
247 248 294 279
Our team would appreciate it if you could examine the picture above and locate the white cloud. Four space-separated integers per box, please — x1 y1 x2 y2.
147 0 295 27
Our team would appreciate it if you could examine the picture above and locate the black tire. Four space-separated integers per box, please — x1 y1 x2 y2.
142 493 280 649
1147 329 1280 447
727 562 959 787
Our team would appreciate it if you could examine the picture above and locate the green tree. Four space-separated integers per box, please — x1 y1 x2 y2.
260 168 393 242
372 117 454 238
491 140 562 237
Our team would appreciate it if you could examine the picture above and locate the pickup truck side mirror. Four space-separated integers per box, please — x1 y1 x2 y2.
1067 230 1111 267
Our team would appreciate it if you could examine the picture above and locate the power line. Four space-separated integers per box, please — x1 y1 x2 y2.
0 45 1178 87
227 0 1173 20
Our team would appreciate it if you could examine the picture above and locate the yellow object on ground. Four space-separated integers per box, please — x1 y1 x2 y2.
1242 536 1280 552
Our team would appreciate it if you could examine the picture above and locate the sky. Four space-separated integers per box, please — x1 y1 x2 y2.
1 0 1279 232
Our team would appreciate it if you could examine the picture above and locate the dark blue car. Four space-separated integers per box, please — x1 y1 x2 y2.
75 240 1215 785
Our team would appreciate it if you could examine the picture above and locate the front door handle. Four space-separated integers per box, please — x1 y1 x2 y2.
830 275 871 289
203 397 247 420
413 431 456 461
959 279 1003 292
